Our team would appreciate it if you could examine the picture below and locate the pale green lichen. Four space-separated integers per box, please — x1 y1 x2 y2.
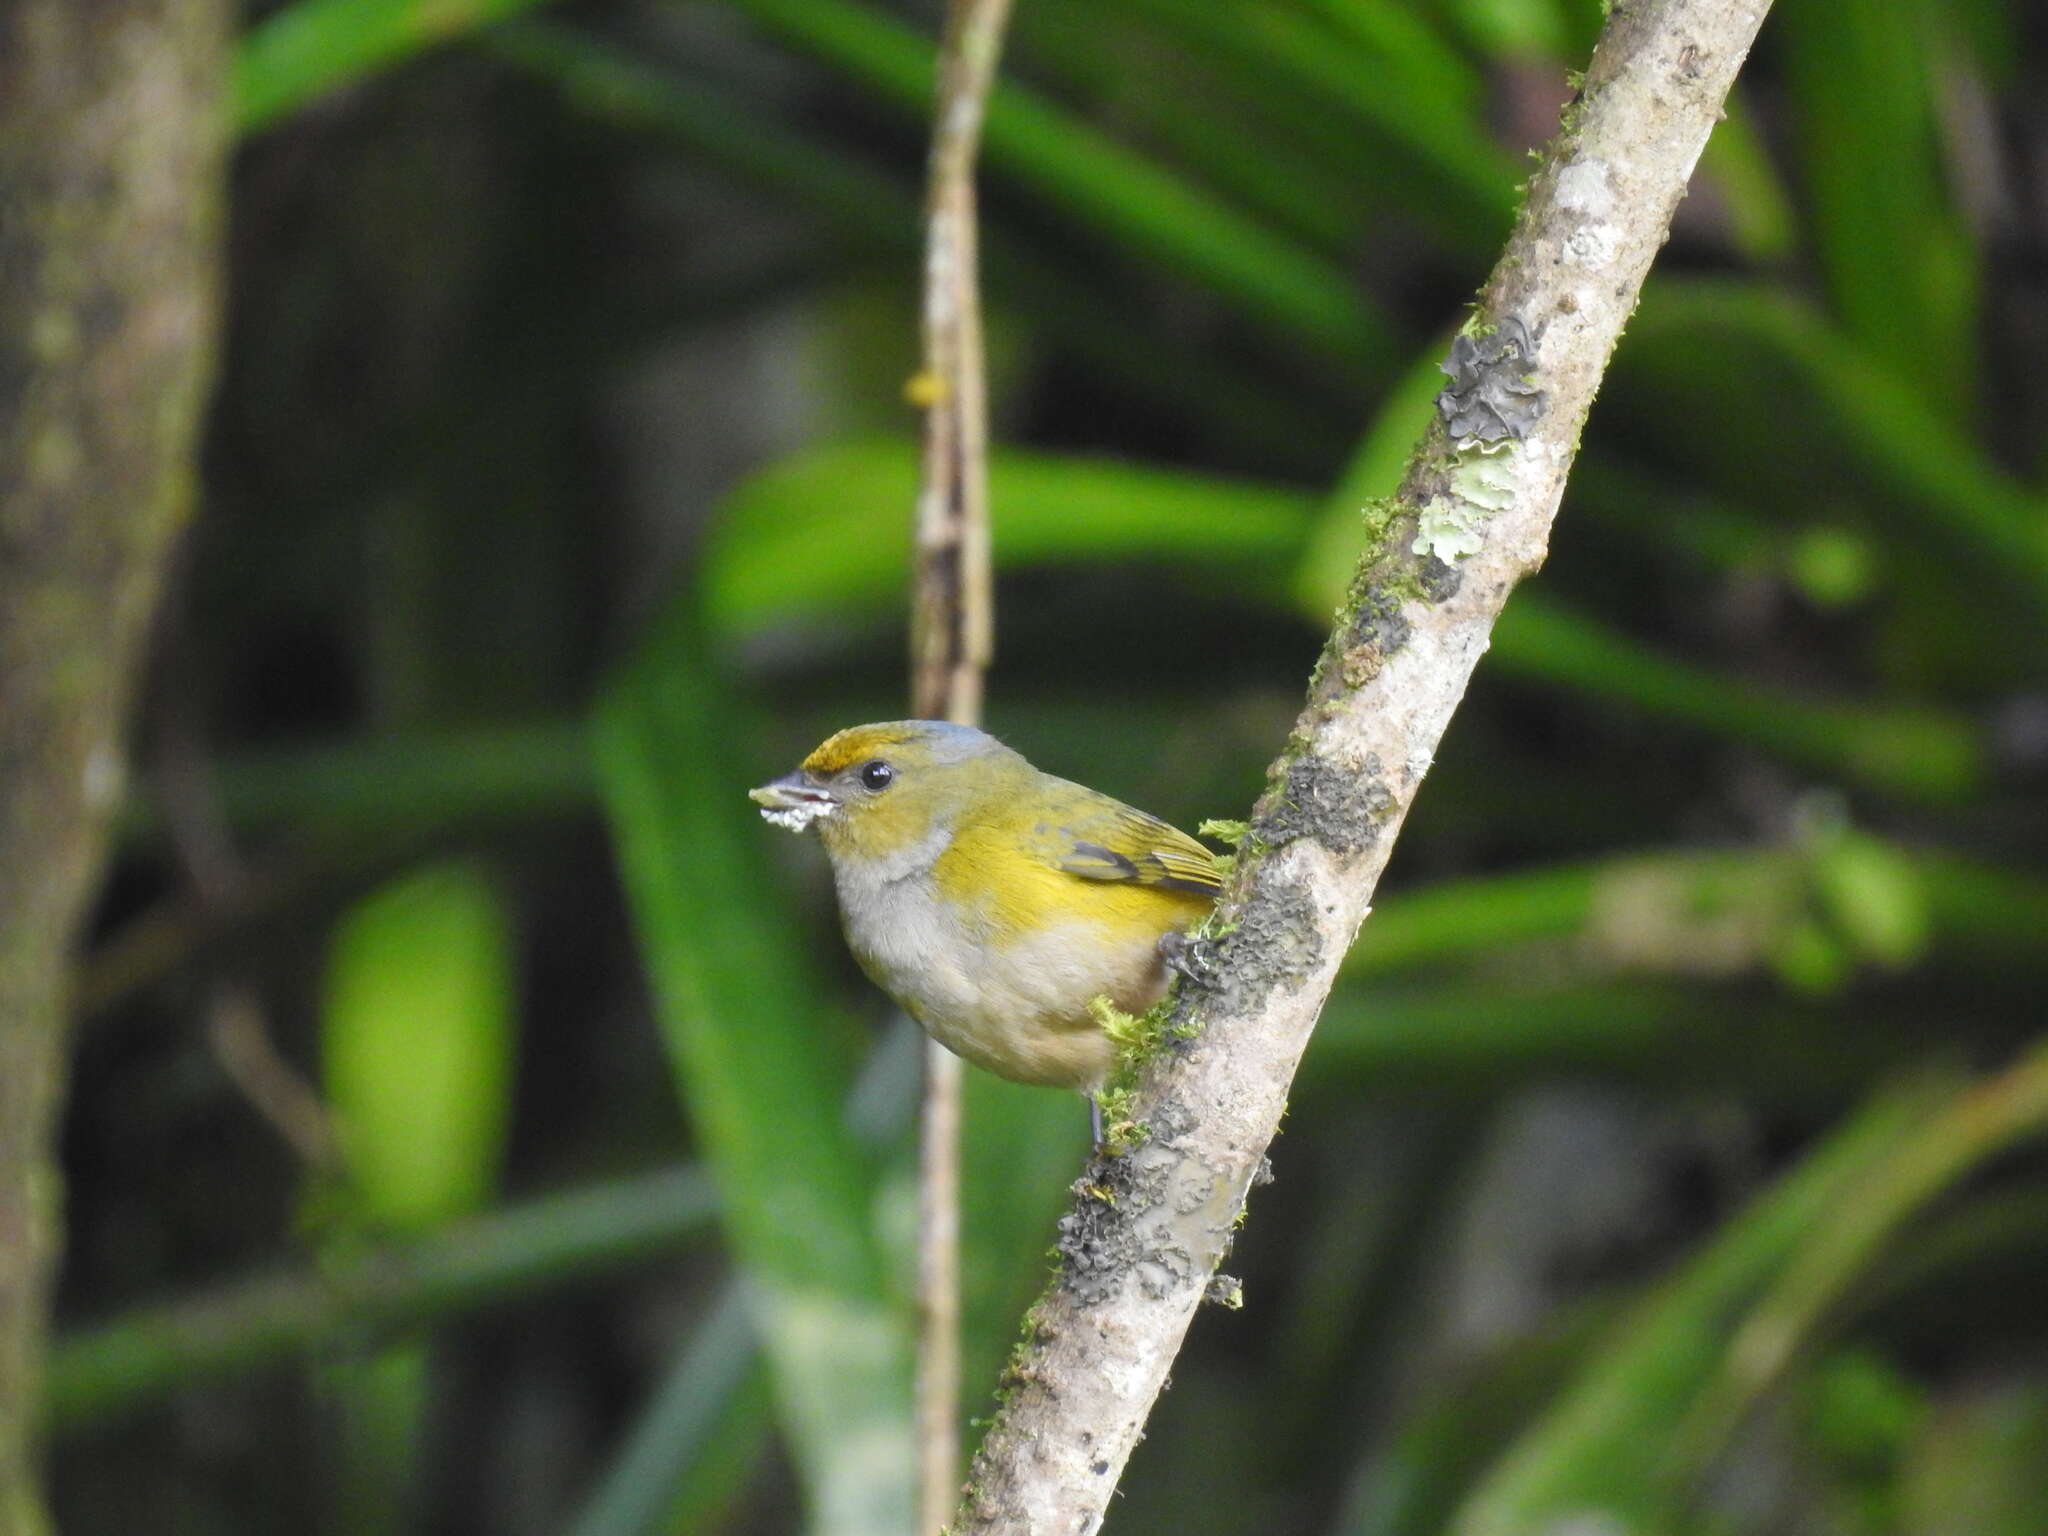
1413 496 1488 562
1413 443 1519 562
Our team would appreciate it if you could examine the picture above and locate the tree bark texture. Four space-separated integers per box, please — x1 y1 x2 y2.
955 3 1774 1532
0 2 228 1530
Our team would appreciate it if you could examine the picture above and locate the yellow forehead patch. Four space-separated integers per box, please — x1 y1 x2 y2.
799 722 925 778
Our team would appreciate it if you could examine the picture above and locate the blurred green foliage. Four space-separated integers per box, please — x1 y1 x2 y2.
40 0 2048 1534
322 861 516 1230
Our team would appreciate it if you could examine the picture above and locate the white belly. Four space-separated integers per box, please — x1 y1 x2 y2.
834 867 1150 1089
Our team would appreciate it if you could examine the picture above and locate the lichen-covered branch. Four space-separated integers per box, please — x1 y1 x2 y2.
0 2 228 1530
910 1 1013 1530
954 3 1774 1531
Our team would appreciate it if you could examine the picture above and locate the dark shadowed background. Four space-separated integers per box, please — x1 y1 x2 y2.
44 1 2048 1533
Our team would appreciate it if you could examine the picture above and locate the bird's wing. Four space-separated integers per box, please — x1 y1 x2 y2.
1051 802 1223 898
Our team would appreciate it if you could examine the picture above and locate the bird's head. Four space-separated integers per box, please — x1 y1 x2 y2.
750 720 1023 871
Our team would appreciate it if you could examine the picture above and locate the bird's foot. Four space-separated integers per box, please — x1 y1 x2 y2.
1158 929 1219 988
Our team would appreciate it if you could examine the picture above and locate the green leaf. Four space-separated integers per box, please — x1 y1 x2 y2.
1448 1078 1951 1536
594 602 913 1532
1294 337 1459 616
1666 1039 2048 1486
1695 84 1798 263
1813 831 1932 970
237 0 557 134
1622 281 2048 605
702 439 1314 638
1802 1346 1924 1479
1297 0 1486 115
1776 0 1979 418
190 717 592 838
490 23 1324 463
1341 1304 1614 1536
1491 594 1984 804
1114 0 1516 252
1015 4 1368 258
958 1075 1090 1408
708 439 1987 805
567 1285 768 1536
1439 0 1574 60
484 20 912 247
1787 526 1881 609
1768 914 1858 997
322 861 517 1229
718 0 1394 372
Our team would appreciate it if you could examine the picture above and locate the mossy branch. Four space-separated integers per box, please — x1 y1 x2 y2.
0 3 229 1529
953 3 1779 1530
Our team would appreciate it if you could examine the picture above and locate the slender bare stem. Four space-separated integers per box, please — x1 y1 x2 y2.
909 1 1014 1530
152 663 339 1170
954 3 1775 1530
913 1041 966 1534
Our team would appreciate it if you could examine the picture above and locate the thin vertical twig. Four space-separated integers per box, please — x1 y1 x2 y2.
152 655 340 1172
909 0 1014 1530
912 1046 966 1536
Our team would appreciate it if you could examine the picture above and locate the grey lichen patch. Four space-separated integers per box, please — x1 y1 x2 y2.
1308 577 1415 712
1055 1147 1182 1306
1133 1227 1196 1299
1055 1170 1142 1307
1415 390 1531 563
1169 1158 1220 1216
1206 865 1326 1012
1417 555 1462 604
1436 315 1545 447
1315 510 1462 704
1263 751 1395 858
1144 1093 1199 1146
1347 587 1412 663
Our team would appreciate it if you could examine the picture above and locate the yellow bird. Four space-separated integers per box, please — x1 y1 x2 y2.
751 722 1219 1117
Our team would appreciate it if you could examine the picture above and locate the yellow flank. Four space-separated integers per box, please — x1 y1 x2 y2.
935 816 1212 948
752 720 1220 1093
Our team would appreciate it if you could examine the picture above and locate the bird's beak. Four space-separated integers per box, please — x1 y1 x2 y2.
749 772 839 832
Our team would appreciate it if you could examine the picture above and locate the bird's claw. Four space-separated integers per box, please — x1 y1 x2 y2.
1159 930 1219 989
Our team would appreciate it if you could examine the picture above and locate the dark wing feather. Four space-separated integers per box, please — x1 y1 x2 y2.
1053 806 1222 897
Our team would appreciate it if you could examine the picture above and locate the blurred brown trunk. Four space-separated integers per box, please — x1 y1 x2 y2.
0 2 228 1530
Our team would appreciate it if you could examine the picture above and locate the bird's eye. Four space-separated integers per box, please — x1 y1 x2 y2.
859 760 895 792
